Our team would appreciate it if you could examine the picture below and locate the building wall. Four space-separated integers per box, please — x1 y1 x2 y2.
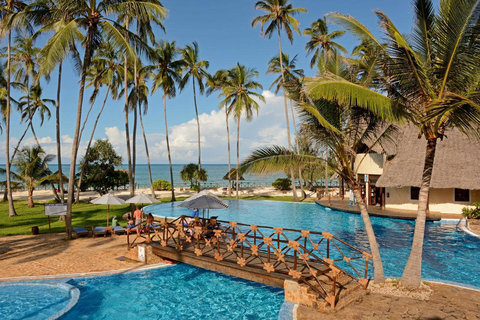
354 153 384 175
385 187 480 215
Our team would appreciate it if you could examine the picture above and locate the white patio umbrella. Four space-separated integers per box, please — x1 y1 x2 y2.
178 190 229 218
125 192 160 205
90 192 126 227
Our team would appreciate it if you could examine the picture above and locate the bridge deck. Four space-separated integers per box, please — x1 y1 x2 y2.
127 216 370 309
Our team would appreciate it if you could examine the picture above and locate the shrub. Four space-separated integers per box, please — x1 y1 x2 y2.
272 178 291 191
462 202 480 219
152 179 171 191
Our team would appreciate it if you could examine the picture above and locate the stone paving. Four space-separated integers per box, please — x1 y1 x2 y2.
1 233 479 319
0 233 155 279
297 283 480 319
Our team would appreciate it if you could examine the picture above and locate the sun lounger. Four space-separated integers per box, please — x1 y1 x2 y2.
73 226 92 237
112 226 126 235
92 226 111 237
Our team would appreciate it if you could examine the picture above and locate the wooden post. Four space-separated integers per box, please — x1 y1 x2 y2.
48 216 51 233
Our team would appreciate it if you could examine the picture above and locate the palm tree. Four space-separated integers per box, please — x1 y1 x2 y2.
207 69 233 196
75 41 122 203
27 0 80 204
18 84 54 147
180 163 208 189
220 64 264 199
179 42 210 192
39 0 154 240
309 0 480 288
1 0 28 217
116 0 167 201
251 0 307 201
267 52 307 198
303 17 347 68
149 40 184 201
13 146 54 208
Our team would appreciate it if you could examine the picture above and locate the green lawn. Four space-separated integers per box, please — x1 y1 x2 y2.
0 194 314 237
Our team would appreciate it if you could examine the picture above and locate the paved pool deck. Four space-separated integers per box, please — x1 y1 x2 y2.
315 198 462 221
1 232 479 319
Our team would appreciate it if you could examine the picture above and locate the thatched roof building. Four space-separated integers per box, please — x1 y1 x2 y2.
376 126 480 190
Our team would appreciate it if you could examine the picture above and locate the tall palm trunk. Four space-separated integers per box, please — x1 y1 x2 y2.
192 77 202 192
124 49 134 200
139 103 155 198
31 124 60 202
226 105 232 197
277 28 298 202
56 63 64 203
132 44 138 194
75 87 110 203
163 94 175 201
352 183 385 283
236 118 240 199
27 188 34 208
325 146 329 196
5 31 17 216
66 30 94 240
401 137 438 289
290 99 306 199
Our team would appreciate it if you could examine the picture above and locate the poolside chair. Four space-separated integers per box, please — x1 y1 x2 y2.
112 226 126 235
73 226 92 237
92 226 112 237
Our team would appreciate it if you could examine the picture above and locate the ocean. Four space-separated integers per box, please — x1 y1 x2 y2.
0 164 287 189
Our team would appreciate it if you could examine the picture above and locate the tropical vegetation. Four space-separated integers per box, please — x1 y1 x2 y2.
1 0 479 293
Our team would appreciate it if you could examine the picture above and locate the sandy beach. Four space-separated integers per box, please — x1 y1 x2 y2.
10 186 321 202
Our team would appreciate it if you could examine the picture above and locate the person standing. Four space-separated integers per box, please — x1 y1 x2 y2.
133 206 143 236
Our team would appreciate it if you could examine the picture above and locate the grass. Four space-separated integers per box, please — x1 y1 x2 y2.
0 193 315 237
0 198 179 237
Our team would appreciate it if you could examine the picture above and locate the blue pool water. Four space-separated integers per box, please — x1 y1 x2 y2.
63 264 284 320
0 283 73 319
147 200 480 289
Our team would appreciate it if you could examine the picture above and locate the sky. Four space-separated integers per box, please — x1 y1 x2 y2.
1 0 423 165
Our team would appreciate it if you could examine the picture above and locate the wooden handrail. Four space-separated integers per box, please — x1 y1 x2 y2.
127 215 371 308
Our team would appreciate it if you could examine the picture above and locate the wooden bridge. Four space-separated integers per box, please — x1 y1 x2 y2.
126 216 371 309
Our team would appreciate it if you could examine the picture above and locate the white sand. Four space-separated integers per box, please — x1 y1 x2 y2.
12 186 322 202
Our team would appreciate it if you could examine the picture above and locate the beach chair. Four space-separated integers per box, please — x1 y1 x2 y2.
112 226 126 235
73 226 92 237
92 226 112 237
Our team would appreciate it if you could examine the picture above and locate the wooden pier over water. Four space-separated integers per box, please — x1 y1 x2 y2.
127 216 372 309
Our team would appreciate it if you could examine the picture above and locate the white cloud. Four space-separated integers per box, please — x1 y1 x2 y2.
4 90 298 165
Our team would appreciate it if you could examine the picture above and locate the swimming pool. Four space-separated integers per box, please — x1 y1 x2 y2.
63 264 284 319
147 200 480 289
0 282 79 319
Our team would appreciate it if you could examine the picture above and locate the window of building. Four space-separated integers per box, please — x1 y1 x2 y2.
410 187 420 200
454 188 470 202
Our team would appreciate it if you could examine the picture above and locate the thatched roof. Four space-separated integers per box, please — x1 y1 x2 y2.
376 126 480 189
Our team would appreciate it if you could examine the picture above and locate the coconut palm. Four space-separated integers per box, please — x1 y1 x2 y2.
308 0 480 288
239 53 395 283
207 69 233 196
149 40 184 201
180 163 208 189
75 41 122 203
1 0 28 217
18 84 54 146
116 0 167 201
267 52 307 198
39 0 156 240
220 64 264 199
252 0 307 201
303 17 347 68
13 146 54 208
179 42 210 192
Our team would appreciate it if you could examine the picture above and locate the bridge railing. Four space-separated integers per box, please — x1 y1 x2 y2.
127 215 371 308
